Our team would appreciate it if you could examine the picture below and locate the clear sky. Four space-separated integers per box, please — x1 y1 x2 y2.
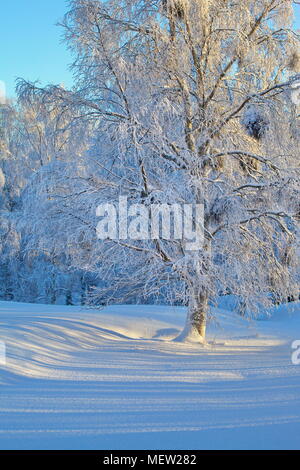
1 0 300 99
1 0 74 99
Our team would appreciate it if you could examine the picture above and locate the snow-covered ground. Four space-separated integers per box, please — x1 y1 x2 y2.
0 300 299 450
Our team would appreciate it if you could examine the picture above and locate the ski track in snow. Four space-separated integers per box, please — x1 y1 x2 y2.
0 301 299 449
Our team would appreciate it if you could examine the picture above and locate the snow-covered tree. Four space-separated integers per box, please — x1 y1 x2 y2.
17 0 299 342
0 86 97 304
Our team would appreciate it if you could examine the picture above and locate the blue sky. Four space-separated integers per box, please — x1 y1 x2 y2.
1 0 73 98
1 0 300 99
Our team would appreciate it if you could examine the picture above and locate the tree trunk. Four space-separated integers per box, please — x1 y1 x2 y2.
175 290 208 344
188 292 208 340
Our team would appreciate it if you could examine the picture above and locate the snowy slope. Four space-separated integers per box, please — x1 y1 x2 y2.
0 300 299 450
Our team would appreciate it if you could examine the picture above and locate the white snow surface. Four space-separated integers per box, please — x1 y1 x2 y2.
0 300 299 450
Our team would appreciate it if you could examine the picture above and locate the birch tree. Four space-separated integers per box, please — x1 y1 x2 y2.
18 0 300 342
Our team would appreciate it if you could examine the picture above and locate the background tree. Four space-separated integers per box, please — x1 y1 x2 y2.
0 84 98 304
